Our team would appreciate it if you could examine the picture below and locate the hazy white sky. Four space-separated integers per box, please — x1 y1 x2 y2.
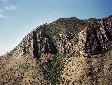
0 0 112 55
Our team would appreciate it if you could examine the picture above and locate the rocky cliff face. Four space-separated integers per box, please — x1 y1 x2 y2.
0 16 112 85
79 17 112 56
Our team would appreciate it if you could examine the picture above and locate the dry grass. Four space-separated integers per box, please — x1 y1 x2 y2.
60 51 112 85
0 53 47 85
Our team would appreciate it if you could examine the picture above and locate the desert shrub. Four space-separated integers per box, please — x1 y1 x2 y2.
46 52 63 85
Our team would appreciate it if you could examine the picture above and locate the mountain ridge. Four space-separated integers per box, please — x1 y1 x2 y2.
0 15 112 85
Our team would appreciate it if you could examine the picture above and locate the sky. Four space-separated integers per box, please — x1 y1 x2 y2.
0 0 112 55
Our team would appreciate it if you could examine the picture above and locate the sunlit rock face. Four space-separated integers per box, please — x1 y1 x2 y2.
79 17 112 56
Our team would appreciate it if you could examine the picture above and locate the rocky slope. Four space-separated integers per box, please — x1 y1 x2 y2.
0 15 112 85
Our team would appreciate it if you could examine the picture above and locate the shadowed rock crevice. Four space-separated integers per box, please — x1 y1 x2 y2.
104 27 112 41
92 27 103 52
102 19 112 41
32 31 39 58
39 27 58 54
44 35 57 54
85 27 103 54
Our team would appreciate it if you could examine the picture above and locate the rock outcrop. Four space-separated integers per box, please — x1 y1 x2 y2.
79 17 112 56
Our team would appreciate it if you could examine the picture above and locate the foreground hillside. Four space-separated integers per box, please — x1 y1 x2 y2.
0 16 112 85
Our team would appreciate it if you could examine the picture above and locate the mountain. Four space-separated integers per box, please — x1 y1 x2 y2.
0 15 112 85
